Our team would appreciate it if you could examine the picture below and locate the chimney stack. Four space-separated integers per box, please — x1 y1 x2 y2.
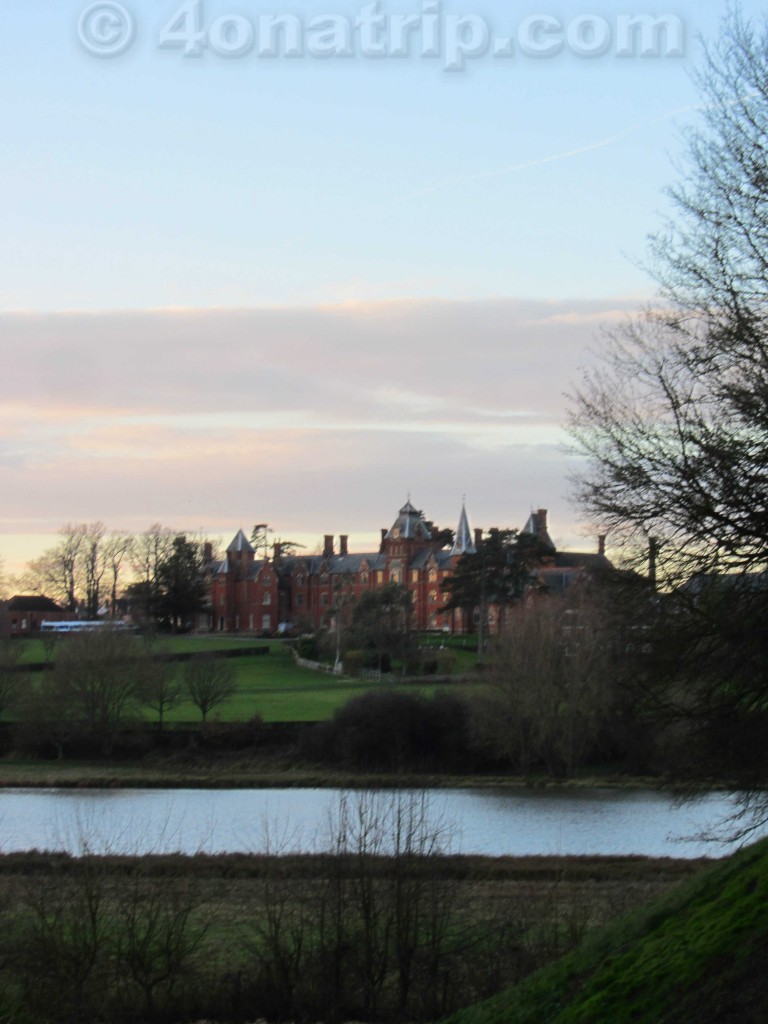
203 541 213 564
324 534 334 558
598 535 606 556
474 528 483 547
339 535 348 556
537 508 548 530
273 541 282 562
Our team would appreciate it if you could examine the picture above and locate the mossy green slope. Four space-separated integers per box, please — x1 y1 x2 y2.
445 836 768 1024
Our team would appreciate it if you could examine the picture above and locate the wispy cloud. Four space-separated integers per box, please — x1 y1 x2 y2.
0 296 636 565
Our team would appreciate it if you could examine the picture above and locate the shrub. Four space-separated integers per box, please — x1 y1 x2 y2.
299 690 474 772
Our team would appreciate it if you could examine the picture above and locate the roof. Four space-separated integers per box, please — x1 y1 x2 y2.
226 529 254 554
211 557 273 582
6 595 64 612
385 500 433 542
554 552 613 571
522 509 556 552
451 503 476 555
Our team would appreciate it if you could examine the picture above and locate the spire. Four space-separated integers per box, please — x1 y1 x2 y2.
451 502 476 555
226 529 254 554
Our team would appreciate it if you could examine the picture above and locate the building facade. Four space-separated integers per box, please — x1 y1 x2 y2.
208 500 610 635
0 595 72 638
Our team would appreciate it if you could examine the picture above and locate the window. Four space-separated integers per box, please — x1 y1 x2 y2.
361 571 369 584
262 614 271 631
320 572 329 584
429 589 438 603
321 593 329 606
428 569 437 582
411 570 419 583
263 592 271 605
296 594 304 607
296 574 304 586
390 567 401 583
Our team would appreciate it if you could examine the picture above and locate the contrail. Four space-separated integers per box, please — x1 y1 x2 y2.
391 102 704 207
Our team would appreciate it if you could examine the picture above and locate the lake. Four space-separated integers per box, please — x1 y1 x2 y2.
0 786 758 858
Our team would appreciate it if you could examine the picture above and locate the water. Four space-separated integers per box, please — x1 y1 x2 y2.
0 786 759 858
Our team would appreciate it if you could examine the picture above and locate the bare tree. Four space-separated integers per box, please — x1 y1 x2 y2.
184 654 237 721
140 657 183 731
568 9 768 816
472 590 617 778
21 523 116 617
25 524 86 611
52 627 144 754
130 524 175 625
0 554 13 601
103 532 134 618
80 522 107 620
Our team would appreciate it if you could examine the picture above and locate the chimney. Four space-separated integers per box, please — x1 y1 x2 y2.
323 534 334 558
203 541 213 563
474 528 483 547
537 508 548 531
273 541 282 563
598 535 606 556
339 535 348 556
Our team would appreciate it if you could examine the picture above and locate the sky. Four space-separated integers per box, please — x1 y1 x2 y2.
1 1 765 573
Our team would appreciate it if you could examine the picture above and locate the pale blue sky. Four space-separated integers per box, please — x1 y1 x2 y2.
1 2 764 570
1 1 755 310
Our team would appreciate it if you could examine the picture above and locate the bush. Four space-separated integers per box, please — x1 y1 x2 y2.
295 635 319 660
299 690 475 772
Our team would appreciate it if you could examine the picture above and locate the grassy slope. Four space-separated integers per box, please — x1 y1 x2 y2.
12 636 458 723
445 836 768 1024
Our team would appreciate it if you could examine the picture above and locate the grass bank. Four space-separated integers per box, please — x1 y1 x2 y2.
444 835 768 1024
0 756 659 790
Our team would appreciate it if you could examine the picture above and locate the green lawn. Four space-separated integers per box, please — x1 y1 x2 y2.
10 636 461 724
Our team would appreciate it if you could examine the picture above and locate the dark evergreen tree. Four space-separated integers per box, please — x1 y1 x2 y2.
155 535 208 632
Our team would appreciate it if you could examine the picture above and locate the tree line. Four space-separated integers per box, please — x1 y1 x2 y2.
1 629 238 756
13 523 212 630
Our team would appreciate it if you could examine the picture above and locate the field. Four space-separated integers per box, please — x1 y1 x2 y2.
11 634 470 724
0 846 707 1024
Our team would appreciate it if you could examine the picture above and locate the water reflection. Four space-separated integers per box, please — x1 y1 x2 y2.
0 787 760 858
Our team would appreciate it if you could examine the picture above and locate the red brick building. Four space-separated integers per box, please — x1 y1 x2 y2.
208 500 609 635
0 595 71 638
